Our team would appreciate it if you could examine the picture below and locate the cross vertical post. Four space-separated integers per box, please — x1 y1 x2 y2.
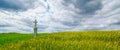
33 18 37 38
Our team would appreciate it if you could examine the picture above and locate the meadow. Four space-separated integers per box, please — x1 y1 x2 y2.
0 31 120 50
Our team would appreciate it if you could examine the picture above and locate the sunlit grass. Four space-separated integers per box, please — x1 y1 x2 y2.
0 30 120 50
0 33 33 46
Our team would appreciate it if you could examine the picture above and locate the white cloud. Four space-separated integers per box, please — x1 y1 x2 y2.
0 0 120 33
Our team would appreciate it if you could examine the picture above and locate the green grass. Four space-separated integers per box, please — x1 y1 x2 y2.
0 31 120 50
0 33 33 46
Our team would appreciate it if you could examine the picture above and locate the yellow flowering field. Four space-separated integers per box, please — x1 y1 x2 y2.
0 31 120 50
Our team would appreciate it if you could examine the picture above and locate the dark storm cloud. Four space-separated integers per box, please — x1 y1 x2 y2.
0 0 35 11
111 21 120 26
63 0 103 14
53 0 103 27
0 24 12 27
61 21 79 26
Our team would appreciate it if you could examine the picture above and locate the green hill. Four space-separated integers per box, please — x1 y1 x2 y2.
0 31 120 50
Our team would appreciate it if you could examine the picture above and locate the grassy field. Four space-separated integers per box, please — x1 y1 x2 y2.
0 33 32 46
0 31 120 50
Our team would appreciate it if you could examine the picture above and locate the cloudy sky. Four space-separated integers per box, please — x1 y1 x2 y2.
0 0 120 33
